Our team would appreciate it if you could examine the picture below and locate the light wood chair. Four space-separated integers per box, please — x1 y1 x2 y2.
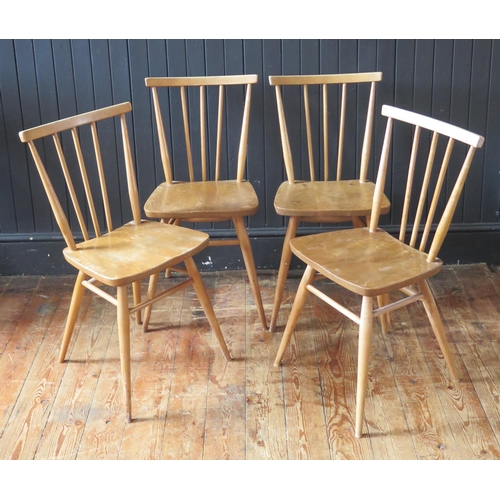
268 72 391 332
274 104 484 438
19 102 231 423
143 75 267 329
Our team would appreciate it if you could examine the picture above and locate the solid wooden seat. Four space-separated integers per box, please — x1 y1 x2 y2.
144 75 267 329
144 179 258 220
290 228 442 296
268 72 390 332
19 102 231 423
274 104 485 439
64 220 209 286
274 180 390 220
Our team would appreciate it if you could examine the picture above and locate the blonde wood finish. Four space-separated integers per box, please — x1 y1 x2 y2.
18 103 231 423
143 75 267 329
268 72 390 332
274 105 484 437
2 266 500 458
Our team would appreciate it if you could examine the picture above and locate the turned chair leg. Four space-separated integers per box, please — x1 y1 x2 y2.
165 219 181 278
274 264 316 367
355 295 373 438
418 279 459 381
184 256 232 362
376 293 391 335
233 216 267 330
132 280 142 325
142 273 160 333
117 285 132 423
269 216 300 333
59 271 87 363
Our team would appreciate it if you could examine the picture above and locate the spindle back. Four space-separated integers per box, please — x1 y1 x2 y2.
370 105 484 262
19 102 139 251
145 75 258 184
268 72 382 183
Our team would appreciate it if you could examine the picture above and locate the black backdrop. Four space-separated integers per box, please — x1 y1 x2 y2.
1 39 499 275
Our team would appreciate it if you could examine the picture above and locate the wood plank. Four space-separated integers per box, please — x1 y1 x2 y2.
245 273 287 459
411 271 500 459
310 280 374 458
117 278 185 460
381 294 461 459
0 276 39 356
33 290 115 459
203 271 247 460
0 276 86 459
279 277 330 459
159 274 215 459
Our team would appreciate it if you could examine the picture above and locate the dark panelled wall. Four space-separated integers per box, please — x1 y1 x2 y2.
1 39 500 275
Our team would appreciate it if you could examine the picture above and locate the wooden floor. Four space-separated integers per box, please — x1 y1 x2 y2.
1 263 500 459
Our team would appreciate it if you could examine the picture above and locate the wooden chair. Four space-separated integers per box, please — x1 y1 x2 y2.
273 104 484 438
143 75 267 329
19 102 231 423
268 72 391 332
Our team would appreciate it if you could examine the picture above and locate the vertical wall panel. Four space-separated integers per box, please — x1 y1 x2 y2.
146 40 168 189
109 39 132 226
483 40 500 223
244 39 266 229
464 39 491 224
2 39 35 234
449 39 473 224
262 39 283 229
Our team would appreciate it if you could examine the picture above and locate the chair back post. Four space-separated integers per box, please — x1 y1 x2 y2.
236 83 253 183
369 116 393 233
120 113 142 225
91 122 114 232
303 85 315 181
26 140 78 251
359 81 377 183
150 86 173 184
322 83 328 181
273 84 296 183
71 127 102 237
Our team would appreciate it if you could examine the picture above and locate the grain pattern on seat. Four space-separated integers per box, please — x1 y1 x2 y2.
19 102 231 423
274 180 390 219
290 228 442 296
63 221 209 287
268 72 390 332
274 104 485 438
144 74 267 329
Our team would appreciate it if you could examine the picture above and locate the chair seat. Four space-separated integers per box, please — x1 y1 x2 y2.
274 180 391 219
144 180 259 220
63 220 209 287
290 227 442 296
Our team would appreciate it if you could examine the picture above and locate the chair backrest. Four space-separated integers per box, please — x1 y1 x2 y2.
145 74 258 184
268 72 382 183
370 105 485 262
19 102 140 252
